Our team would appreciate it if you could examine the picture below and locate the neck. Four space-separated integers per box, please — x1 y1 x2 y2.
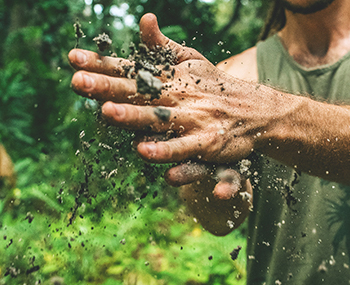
279 0 350 67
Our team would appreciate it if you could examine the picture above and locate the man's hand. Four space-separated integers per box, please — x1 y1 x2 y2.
68 13 255 234
69 14 278 167
68 13 258 181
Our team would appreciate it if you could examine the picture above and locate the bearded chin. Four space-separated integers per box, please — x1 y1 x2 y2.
281 0 336 14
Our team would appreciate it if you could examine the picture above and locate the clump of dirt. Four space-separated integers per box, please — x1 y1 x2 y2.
73 19 85 48
93 33 112 52
136 70 163 100
123 43 177 100
230 245 242 260
153 106 171 121
128 43 177 76
4 266 20 278
24 212 34 223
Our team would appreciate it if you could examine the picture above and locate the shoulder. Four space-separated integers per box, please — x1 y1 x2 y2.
216 46 258 82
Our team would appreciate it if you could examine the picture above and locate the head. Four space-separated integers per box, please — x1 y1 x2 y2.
260 0 336 40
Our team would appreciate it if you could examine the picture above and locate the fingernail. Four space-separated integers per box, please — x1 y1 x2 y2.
83 74 93 89
113 105 125 118
76 50 87 65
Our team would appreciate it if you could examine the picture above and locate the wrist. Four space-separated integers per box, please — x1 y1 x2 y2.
252 86 307 155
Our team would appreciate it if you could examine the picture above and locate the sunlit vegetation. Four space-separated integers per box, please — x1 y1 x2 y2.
0 0 268 284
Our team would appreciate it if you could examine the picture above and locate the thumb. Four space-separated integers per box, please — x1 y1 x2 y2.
139 13 207 63
212 169 243 200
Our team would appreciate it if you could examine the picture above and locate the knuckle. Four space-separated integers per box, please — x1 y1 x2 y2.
134 106 143 124
161 142 173 161
102 76 111 95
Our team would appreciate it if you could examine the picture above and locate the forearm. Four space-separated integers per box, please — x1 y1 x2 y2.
256 85 350 184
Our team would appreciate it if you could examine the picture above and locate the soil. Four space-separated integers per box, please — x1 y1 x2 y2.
93 33 112 52
73 19 84 48
136 70 163 100
153 107 171 121
123 43 177 100
230 245 242 261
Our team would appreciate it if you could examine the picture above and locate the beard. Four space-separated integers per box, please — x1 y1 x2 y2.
280 0 336 14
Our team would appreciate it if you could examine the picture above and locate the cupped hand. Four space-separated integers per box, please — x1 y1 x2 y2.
179 167 253 235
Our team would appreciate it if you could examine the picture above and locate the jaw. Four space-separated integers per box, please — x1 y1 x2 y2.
280 0 336 14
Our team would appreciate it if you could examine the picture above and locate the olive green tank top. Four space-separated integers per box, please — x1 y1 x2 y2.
247 34 350 285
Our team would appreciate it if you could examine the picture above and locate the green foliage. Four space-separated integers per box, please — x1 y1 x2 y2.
0 0 269 284
0 60 35 145
0 201 247 285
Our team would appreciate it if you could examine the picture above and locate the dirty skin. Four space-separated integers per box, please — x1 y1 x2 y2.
154 107 171 122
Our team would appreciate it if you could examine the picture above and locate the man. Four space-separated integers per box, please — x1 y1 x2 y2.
69 0 350 283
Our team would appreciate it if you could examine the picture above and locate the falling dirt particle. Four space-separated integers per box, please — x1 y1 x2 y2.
233 210 241 219
282 183 298 211
25 212 34 223
6 238 13 248
238 159 252 177
4 266 20 277
227 220 235 228
73 19 85 48
26 265 40 275
152 191 158 198
140 192 148 199
318 260 328 273
240 191 252 203
93 33 112 52
230 246 242 260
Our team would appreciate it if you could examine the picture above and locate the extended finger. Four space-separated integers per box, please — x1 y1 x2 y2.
137 134 205 163
71 71 137 103
68 49 132 77
102 101 178 131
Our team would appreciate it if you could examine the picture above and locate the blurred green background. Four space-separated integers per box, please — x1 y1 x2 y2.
0 0 269 284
